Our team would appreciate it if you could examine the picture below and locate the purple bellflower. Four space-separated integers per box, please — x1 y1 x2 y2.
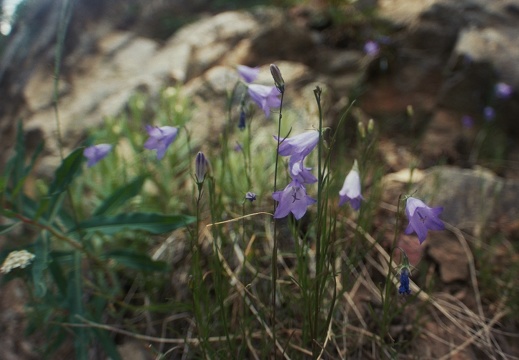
398 267 411 295
84 144 112 167
364 40 380 56
144 125 179 160
248 84 281 118
245 192 257 202
495 82 513 99
272 180 316 220
237 65 260 83
461 115 474 128
483 106 495 122
289 158 317 184
275 130 319 162
404 197 445 244
339 160 363 210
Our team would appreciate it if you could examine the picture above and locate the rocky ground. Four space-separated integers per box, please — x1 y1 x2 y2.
1 0 519 358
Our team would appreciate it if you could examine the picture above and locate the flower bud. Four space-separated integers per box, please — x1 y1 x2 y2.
270 64 285 93
357 121 366 139
367 119 375 134
195 152 209 184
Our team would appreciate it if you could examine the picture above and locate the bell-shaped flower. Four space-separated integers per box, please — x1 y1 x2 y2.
144 125 178 160
495 82 513 99
363 40 380 56
275 130 319 161
404 197 445 244
339 160 363 210
237 65 259 83
461 115 474 128
272 180 316 220
289 158 317 184
245 192 257 202
484 106 495 122
248 84 281 118
84 144 112 167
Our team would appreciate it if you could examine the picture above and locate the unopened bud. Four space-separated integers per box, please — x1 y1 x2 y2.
357 121 366 138
367 119 375 134
195 152 209 185
270 64 285 93
406 105 414 118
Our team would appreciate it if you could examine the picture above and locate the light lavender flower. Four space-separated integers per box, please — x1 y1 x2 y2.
404 197 445 244
144 125 179 160
245 192 257 202
272 180 316 220
461 115 474 128
339 160 363 210
364 40 380 56
483 106 495 122
248 84 281 118
237 65 260 83
275 130 319 161
495 82 513 99
84 144 112 167
289 158 317 184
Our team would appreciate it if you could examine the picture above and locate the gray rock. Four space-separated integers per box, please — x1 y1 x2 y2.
414 166 518 235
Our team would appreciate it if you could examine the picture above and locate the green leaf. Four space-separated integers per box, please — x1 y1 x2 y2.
91 327 121 360
93 176 146 216
48 148 84 196
71 212 195 235
31 233 50 297
0 222 19 235
104 249 168 272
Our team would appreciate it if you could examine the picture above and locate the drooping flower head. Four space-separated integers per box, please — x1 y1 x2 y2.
84 144 112 167
461 115 474 128
289 158 317 184
248 84 281 118
144 125 179 160
237 65 260 83
245 192 257 202
495 82 513 99
272 180 316 220
483 106 495 122
275 130 319 162
363 40 380 56
404 197 445 244
339 160 363 210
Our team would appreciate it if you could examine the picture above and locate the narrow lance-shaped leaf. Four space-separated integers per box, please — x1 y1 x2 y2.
48 147 84 196
93 176 146 216
70 212 195 235
104 249 168 272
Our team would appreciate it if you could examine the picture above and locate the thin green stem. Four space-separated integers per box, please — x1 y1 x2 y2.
312 87 324 358
271 89 284 358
